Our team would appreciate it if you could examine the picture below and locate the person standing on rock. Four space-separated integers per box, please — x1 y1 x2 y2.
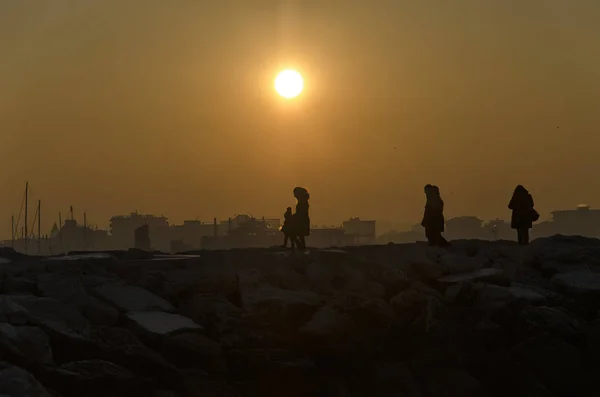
281 207 295 249
421 184 450 247
509 185 538 245
292 187 310 250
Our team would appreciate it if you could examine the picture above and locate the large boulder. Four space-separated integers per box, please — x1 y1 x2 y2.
437 268 506 286
0 296 29 325
44 359 154 397
390 282 445 328
0 324 53 368
551 269 600 298
226 349 319 397
35 273 89 309
92 283 175 313
86 327 178 385
0 362 52 397
124 311 202 338
80 297 119 327
298 307 356 350
511 335 587 396
238 270 321 330
9 295 90 357
177 295 242 336
161 333 226 373
419 368 491 397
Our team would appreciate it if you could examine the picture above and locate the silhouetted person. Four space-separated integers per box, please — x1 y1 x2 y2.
422 185 450 247
509 185 538 245
281 207 295 248
292 187 310 250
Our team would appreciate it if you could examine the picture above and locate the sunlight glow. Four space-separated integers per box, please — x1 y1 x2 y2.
274 69 304 99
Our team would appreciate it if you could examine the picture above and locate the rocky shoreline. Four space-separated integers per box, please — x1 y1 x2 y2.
0 235 599 396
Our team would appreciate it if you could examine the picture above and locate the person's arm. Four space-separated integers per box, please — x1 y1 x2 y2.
529 195 535 208
508 197 515 210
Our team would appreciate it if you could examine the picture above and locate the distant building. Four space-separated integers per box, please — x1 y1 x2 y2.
342 217 376 245
445 216 485 240
202 216 280 249
309 227 348 248
170 220 218 251
109 212 170 252
483 219 512 240
533 205 600 238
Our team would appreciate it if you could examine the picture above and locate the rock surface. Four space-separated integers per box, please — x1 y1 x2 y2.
0 236 599 396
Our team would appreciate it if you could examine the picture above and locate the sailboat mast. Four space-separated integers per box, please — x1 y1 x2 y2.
58 212 64 255
24 182 28 249
38 200 41 254
83 212 87 249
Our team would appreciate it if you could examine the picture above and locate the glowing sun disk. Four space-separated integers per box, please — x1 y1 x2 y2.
274 69 304 99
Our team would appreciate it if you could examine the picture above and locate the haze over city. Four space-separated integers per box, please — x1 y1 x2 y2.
2 1 600 239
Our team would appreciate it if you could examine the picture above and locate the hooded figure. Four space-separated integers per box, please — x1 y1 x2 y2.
292 187 310 249
508 185 537 245
281 207 294 248
421 185 450 246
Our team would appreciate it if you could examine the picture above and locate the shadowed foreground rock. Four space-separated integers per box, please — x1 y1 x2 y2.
0 236 599 396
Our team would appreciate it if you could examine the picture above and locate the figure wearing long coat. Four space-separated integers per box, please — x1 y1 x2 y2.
509 186 535 230
508 185 536 245
421 185 450 246
292 187 310 249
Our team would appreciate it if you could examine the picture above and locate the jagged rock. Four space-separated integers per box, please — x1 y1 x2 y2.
0 324 53 367
511 335 586 396
338 296 396 337
81 297 119 327
0 296 29 325
226 349 318 397
9 296 90 343
551 269 600 297
304 260 367 295
161 333 226 373
409 260 447 281
420 369 491 397
390 284 444 328
158 264 239 301
370 361 422 397
518 306 586 340
124 311 202 337
475 284 547 310
240 285 320 329
92 283 175 313
36 274 89 309
3 275 37 295
437 268 505 285
472 350 552 397
179 368 241 397
44 359 153 397
298 307 356 349
85 327 178 384
0 362 52 397
178 295 242 330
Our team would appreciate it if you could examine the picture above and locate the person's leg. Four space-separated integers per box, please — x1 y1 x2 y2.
517 229 523 245
523 229 530 245
300 236 306 249
283 234 289 248
439 234 451 246
426 228 435 245
430 230 441 246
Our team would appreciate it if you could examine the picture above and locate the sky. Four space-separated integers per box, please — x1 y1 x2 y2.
2 0 600 238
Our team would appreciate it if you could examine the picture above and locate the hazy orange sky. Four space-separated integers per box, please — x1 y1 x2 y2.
2 1 600 237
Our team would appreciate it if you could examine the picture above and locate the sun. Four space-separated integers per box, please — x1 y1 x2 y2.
274 69 304 99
